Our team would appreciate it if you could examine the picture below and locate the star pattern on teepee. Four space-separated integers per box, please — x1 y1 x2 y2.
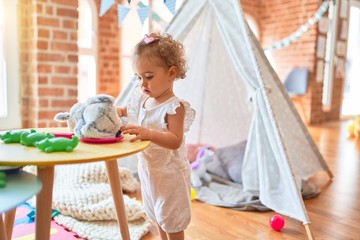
99 0 115 17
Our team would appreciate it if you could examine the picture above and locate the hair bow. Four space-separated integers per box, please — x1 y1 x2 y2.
143 34 159 44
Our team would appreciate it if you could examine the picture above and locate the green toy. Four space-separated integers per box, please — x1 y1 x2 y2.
20 132 55 147
0 171 6 188
0 129 36 144
35 135 79 153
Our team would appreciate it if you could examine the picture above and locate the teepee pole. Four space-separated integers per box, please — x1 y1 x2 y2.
304 223 315 240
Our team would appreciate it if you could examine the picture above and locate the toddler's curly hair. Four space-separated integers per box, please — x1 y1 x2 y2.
133 32 187 79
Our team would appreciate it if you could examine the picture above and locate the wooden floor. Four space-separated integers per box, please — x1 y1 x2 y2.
134 120 360 240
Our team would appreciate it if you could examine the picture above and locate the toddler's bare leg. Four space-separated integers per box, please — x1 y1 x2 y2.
167 230 184 240
157 224 168 240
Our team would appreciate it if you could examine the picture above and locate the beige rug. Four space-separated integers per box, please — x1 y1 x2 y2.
25 162 151 240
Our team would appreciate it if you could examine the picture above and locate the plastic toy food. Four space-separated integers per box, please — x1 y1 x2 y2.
35 135 79 153
0 129 36 144
20 132 55 146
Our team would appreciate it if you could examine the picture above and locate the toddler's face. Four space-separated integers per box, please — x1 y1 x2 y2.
134 56 176 101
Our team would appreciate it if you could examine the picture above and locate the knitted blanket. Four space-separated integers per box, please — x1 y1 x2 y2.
25 162 151 240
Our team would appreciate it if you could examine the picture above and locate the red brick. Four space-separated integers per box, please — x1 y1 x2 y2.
37 16 60 27
51 76 77 85
53 31 67 40
51 42 77 52
62 19 77 29
57 8 78 18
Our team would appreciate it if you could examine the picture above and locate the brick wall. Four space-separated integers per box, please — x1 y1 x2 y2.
96 2 121 97
259 0 320 123
18 0 121 128
18 0 78 128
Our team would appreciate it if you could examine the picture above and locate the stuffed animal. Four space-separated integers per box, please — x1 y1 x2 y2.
190 146 214 187
54 94 122 139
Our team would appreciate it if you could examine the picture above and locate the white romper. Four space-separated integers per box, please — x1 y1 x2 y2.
127 88 195 233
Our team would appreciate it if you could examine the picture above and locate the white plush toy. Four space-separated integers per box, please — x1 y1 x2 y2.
190 146 214 187
54 94 122 139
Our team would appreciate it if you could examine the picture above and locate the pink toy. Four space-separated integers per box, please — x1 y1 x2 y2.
269 214 285 231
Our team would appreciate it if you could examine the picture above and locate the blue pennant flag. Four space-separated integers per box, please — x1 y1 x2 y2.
99 0 115 17
137 6 150 25
127 0 131 4
164 0 176 15
117 4 130 27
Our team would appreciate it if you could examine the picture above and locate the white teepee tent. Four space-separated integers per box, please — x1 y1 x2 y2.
116 0 333 238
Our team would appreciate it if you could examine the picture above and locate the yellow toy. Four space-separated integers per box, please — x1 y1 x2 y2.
191 188 196 201
347 118 360 139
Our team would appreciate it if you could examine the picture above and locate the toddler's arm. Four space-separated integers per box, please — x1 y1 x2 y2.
121 105 185 149
117 107 127 117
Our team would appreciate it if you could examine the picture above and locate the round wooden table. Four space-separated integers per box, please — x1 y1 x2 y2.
0 128 150 240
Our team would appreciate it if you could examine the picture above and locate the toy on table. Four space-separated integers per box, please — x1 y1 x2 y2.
190 146 214 187
269 214 285 231
0 171 6 188
0 129 36 144
53 94 122 139
20 131 55 147
35 135 79 153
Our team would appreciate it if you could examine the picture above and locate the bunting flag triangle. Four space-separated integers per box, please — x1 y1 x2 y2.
117 4 131 27
164 0 176 15
137 6 150 25
127 0 131 4
99 0 115 17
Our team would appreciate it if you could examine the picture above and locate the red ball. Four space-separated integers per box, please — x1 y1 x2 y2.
269 214 285 231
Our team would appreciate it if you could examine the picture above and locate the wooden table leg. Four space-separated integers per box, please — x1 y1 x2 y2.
36 166 54 240
0 214 7 240
105 160 130 240
4 209 16 240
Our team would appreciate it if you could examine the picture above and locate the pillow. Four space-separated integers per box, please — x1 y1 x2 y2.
215 140 247 184
204 154 231 180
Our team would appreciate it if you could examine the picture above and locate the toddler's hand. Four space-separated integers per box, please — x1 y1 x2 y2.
121 125 151 142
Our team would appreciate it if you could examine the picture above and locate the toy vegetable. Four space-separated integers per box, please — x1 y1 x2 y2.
20 132 55 146
35 135 79 153
0 172 6 188
0 129 36 144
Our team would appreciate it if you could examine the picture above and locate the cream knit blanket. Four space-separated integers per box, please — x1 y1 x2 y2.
25 162 151 240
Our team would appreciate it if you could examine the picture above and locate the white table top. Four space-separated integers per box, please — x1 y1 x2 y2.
0 170 42 213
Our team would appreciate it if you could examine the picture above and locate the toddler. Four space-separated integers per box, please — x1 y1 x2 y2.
117 32 195 240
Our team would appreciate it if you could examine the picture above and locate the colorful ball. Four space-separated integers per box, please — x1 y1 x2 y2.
269 214 285 231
